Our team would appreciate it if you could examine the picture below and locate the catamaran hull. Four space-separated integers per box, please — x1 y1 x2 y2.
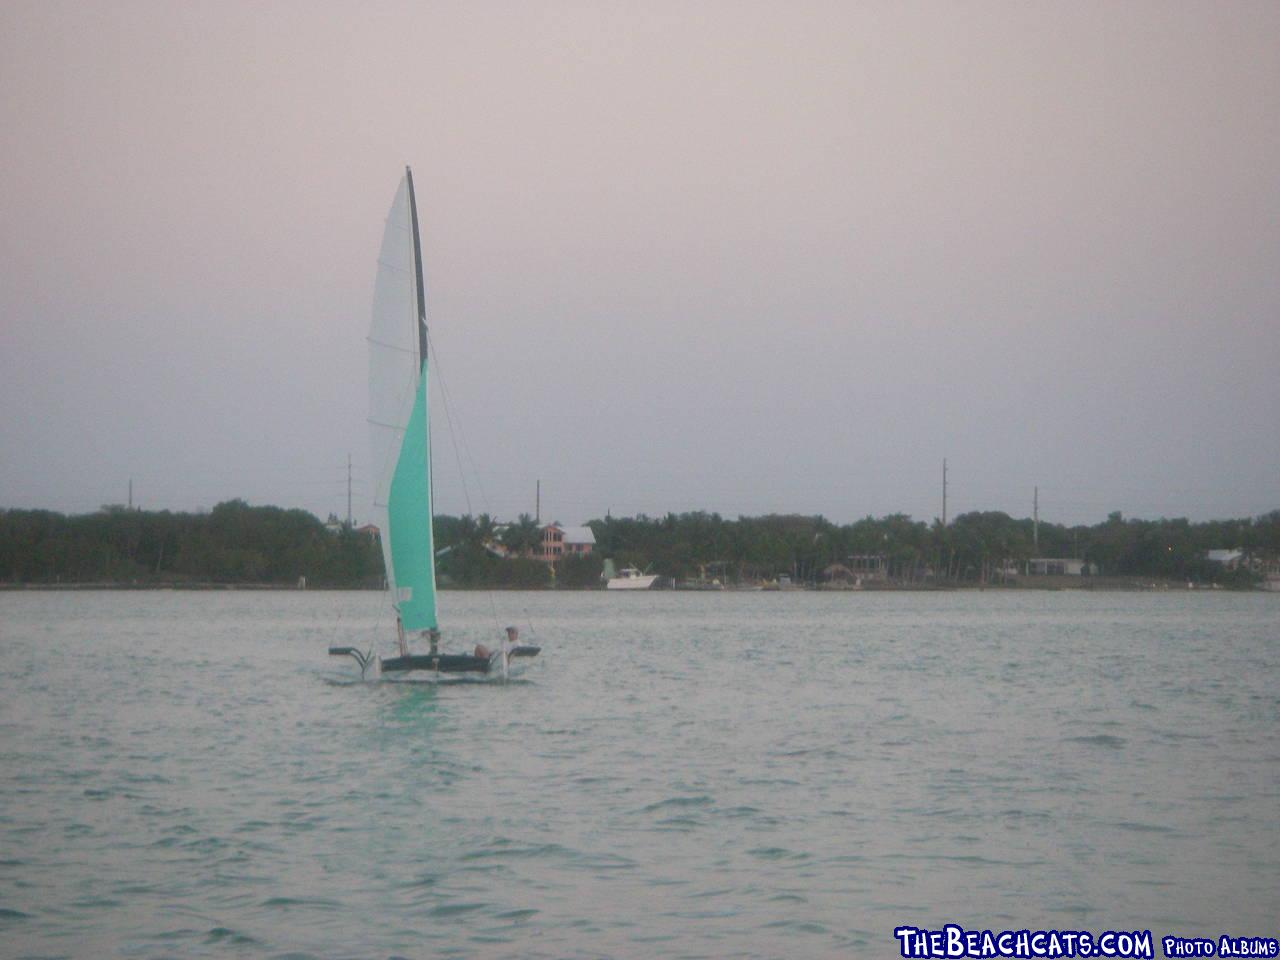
380 646 541 674
327 645 541 678
382 653 492 673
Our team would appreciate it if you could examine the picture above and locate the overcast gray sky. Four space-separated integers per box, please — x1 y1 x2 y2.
2 0 1277 527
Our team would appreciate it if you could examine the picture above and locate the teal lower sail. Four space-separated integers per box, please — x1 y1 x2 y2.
387 369 438 630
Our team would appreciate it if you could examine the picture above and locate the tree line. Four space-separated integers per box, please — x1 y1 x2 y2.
588 509 1279 586
0 500 383 587
2 500 1277 588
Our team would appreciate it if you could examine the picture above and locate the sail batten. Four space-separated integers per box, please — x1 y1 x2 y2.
368 169 438 632
367 337 419 356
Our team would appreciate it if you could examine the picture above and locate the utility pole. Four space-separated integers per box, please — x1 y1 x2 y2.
1033 486 1039 552
346 453 353 527
942 458 947 527
128 478 133 511
536 479 540 525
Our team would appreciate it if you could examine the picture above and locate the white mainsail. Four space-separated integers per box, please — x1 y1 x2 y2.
367 169 438 630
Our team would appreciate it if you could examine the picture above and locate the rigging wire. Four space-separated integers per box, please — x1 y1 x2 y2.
425 329 493 513
426 328 505 639
426 330 475 521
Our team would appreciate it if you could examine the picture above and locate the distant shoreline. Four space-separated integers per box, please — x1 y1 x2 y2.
2 577 1268 593
0 581 379 592
6 503 1276 591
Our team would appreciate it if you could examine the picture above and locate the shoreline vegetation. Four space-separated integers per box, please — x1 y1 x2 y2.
2 500 1277 592
0 575 1266 593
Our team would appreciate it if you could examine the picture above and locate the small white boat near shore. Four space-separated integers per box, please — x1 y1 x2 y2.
606 567 660 590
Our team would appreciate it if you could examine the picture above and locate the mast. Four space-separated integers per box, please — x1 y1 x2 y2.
405 166 428 369
407 165 432 529
401 167 442 632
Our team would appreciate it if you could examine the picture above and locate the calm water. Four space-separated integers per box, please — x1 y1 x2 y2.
0 590 1276 959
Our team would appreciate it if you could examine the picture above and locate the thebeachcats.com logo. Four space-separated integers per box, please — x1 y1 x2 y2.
892 924 1278 959
892 925 1154 959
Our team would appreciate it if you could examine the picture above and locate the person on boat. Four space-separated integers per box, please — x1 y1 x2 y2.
475 628 519 661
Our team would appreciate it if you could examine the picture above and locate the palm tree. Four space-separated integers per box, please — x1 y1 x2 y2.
499 513 541 557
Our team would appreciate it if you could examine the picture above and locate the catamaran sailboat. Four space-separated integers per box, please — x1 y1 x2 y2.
329 167 538 678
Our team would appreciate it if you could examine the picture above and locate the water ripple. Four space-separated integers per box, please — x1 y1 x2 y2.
1 589 1276 957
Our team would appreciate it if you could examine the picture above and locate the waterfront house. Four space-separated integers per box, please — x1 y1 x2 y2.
847 554 888 582
1027 558 1085 576
1206 549 1245 569
537 523 595 561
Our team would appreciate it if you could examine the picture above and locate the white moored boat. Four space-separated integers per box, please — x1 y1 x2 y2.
606 567 660 590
